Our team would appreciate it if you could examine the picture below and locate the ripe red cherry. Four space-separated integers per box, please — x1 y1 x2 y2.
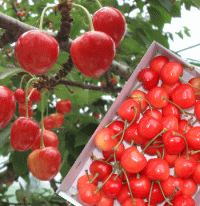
188 77 200 99
120 147 147 173
18 103 33 117
41 116 54 130
149 55 169 76
195 100 200 121
163 152 179 167
49 113 64 128
160 61 183 85
31 129 59 150
77 174 98 190
111 77 117 85
182 178 198 197
122 197 145 206
10 117 39 151
144 108 162 121
28 87 41 102
192 162 200 184
56 99 72 114
14 88 25 104
0 86 16 130
185 126 200 150
162 103 181 120
107 120 124 139
78 183 101 206
171 194 195 206
92 7 126 48
117 183 131 204
137 68 159 90
178 119 192 133
15 30 59 75
161 115 178 131
95 189 114 206
70 31 115 78
28 147 61 181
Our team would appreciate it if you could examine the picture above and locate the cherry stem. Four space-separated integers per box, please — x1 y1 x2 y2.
191 150 200 155
104 116 120 128
184 117 193 134
72 3 94 31
179 76 200 92
141 128 168 155
40 90 46 149
39 5 55 30
85 169 91 182
172 131 189 160
162 96 187 117
19 74 27 89
112 107 138 140
157 181 172 205
27 87 36 100
90 153 114 167
94 0 102 8
169 186 180 201
148 181 154 206
183 64 194 70
122 168 136 205
131 82 142 92
191 119 198 126
136 172 140 179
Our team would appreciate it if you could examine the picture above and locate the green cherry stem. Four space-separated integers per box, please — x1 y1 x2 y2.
104 116 120 128
94 0 103 8
184 117 193 134
141 128 168 155
157 181 172 205
19 74 27 89
179 76 200 91
131 82 142 92
148 181 154 206
40 90 46 149
72 3 94 31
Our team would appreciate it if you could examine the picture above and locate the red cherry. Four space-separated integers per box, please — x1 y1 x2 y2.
171 84 196 109
144 108 162 121
178 119 192 133
71 31 115 78
111 77 117 85
10 117 39 151
145 158 170 181
20 11 26 16
107 120 124 139
120 147 147 173
31 129 59 150
147 86 169 108
163 151 179 167
0 86 16 130
144 203 157 206
162 103 181 120
122 197 145 206
116 183 131 204
15 30 59 75
77 174 98 190
14 88 25 104
137 68 159 90
92 7 126 48
16 11 21 16
185 126 200 150
149 55 169 76
49 113 64 128
195 100 200 121
18 104 33 117
160 61 183 85
182 178 198 197
192 162 200 184
171 194 195 206
56 99 72 114
41 116 54 130
161 115 178 131
188 77 200 99
118 99 140 123
28 87 41 102
95 189 114 206
89 160 112 181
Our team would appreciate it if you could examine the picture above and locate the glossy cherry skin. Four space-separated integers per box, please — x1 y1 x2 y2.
78 183 101 206
0 86 16 130
195 100 200 121
160 61 183 85
28 147 61 181
149 55 169 76
118 99 140 123
160 175 184 197
171 84 196 109
174 155 197 178
137 68 159 90
107 120 124 140
144 108 162 121
94 127 119 151
122 197 145 206
28 87 41 102
120 147 147 173
185 126 200 150
102 174 122 198
49 113 64 128
145 158 170 181
129 175 151 199
77 174 98 190
31 129 59 150
138 115 162 140
147 86 169 108
56 99 72 114
14 88 25 104
89 160 112 181
18 103 33 117
188 77 200 99
117 184 131 204
95 189 114 206
163 152 179 168
178 119 192 134
161 115 178 131
162 130 186 155
162 103 181 120
41 116 54 131
192 162 200 184
182 177 198 197
10 117 39 151
15 30 59 75
171 194 195 206
92 7 126 48
71 31 115 78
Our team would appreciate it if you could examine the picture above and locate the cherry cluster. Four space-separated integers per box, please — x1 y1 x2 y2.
75 55 200 206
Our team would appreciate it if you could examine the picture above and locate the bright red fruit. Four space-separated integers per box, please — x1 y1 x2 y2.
117 184 131 204
28 87 41 102
195 100 200 121
188 77 200 99
14 88 25 103
15 30 59 75
185 126 200 150
161 115 178 131
192 162 200 184
0 86 16 130
49 113 64 128
92 7 126 48
144 108 162 121
56 99 72 114
18 103 33 117
122 197 145 206
95 189 114 206
107 120 124 139
41 116 54 130
70 31 115 78
182 178 198 197
178 119 192 133
162 103 181 120
171 194 195 206
10 117 39 151
28 147 61 181
77 174 98 190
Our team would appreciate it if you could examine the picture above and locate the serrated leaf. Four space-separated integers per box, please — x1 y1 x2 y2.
0 68 24 80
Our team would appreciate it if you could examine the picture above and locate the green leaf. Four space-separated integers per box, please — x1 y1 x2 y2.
176 31 184 39
191 0 200 8
183 26 191 37
0 68 24 80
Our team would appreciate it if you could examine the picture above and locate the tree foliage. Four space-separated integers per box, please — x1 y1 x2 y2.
0 0 198 205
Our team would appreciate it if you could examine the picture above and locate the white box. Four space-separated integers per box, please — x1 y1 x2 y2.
56 41 200 205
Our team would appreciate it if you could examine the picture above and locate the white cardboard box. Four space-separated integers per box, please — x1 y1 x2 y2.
56 41 200 205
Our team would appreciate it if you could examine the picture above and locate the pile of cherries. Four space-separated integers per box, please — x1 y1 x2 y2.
75 55 200 206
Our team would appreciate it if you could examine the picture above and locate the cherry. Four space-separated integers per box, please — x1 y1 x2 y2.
116 183 131 204
15 30 59 75
31 129 59 150
92 7 126 48
71 31 115 78
161 115 179 131
28 87 41 102
10 117 39 151
95 189 114 206
94 127 119 151
163 152 179 167
41 116 54 130
162 103 181 120
182 177 198 197
178 119 192 133
111 77 117 85
188 77 200 99
192 162 200 184
171 194 195 206
49 113 64 128
14 88 25 104
145 158 170 181
149 55 169 76
171 84 196 109
20 11 26 17
56 99 72 114
122 197 145 206
102 174 122 198
144 108 162 121
93 113 100 119
144 203 157 206
77 174 98 190
89 160 112 182
0 86 16 130
78 183 101 206
120 147 147 173
107 120 124 140
18 103 33 117
28 146 61 181
185 126 200 150
195 100 200 121
118 99 140 123
147 86 169 108
137 68 159 90
160 61 183 85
